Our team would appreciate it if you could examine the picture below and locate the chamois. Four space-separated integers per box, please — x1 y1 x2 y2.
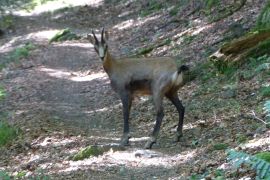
88 28 189 149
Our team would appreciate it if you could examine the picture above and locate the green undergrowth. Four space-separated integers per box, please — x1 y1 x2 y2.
227 150 270 179
188 54 270 121
189 149 270 179
0 86 6 100
136 38 171 56
0 42 35 70
139 1 164 17
255 0 270 30
0 14 14 30
0 120 18 147
213 143 229 150
256 152 270 163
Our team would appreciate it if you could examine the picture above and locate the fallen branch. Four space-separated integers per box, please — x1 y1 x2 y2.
241 111 267 124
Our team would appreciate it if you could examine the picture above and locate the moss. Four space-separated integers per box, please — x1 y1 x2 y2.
49 28 80 43
213 143 228 150
255 152 270 163
72 145 103 161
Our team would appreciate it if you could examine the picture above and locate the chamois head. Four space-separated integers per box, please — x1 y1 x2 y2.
87 28 109 61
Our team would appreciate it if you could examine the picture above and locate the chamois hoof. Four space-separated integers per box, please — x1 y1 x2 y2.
144 137 156 149
173 132 183 143
120 134 131 146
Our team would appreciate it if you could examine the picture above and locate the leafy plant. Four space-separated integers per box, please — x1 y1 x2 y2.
227 149 270 179
0 120 18 146
256 152 270 163
15 171 27 178
0 170 10 179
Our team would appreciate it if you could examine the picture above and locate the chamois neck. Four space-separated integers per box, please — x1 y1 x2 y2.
102 50 115 74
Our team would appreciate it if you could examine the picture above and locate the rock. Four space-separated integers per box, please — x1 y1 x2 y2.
222 88 237 99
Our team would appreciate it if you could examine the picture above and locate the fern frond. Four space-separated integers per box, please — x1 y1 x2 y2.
227 149 270 179
264 100 270 117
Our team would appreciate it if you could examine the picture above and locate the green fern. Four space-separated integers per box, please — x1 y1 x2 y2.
264 100 270 117
227 149 270 179
256 0 270 29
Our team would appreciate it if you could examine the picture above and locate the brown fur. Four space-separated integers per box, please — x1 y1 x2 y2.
88 28 188 149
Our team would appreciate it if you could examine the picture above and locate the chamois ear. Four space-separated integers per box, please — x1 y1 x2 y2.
87 34 95 44
104 30 109 41
101 27 109 41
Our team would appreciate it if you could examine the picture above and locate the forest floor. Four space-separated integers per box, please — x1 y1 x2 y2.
0 0 270 179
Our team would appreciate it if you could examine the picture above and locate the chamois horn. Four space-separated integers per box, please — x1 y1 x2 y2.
92 30 98 42
101 27 105 43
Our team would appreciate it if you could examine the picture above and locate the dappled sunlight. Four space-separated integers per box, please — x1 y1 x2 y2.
84 101 122 115
38 67 107 82
1 29 63 53
14 0 104 16
173 23 213 42
0 36 22 53
61 148 197 173
54 42 93 49
113 15 161 30
31 29 61 41
241 134 270 149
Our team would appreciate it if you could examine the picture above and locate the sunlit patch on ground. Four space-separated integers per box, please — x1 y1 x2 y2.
14 0 104 16
38 67 107 82
241 134 270 149
113 15 161 30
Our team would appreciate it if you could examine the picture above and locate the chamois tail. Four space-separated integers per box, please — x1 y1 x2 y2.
177 65 189 74
171 65 189 85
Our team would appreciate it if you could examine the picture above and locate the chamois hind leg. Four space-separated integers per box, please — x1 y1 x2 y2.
166 93 185 142
119 91 132 146
144 93 164 149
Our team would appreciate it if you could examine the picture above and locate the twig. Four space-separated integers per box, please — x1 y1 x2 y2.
249 110 267 124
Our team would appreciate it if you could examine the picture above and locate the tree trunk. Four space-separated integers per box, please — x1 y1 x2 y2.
209 30 270 71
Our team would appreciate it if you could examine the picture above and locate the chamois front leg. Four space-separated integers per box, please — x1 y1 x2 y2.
166 93 185 142
119 91 132 146
144 94 164 149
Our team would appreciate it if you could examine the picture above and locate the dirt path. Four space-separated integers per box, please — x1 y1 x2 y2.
0 4 197 179
0 0 269 179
